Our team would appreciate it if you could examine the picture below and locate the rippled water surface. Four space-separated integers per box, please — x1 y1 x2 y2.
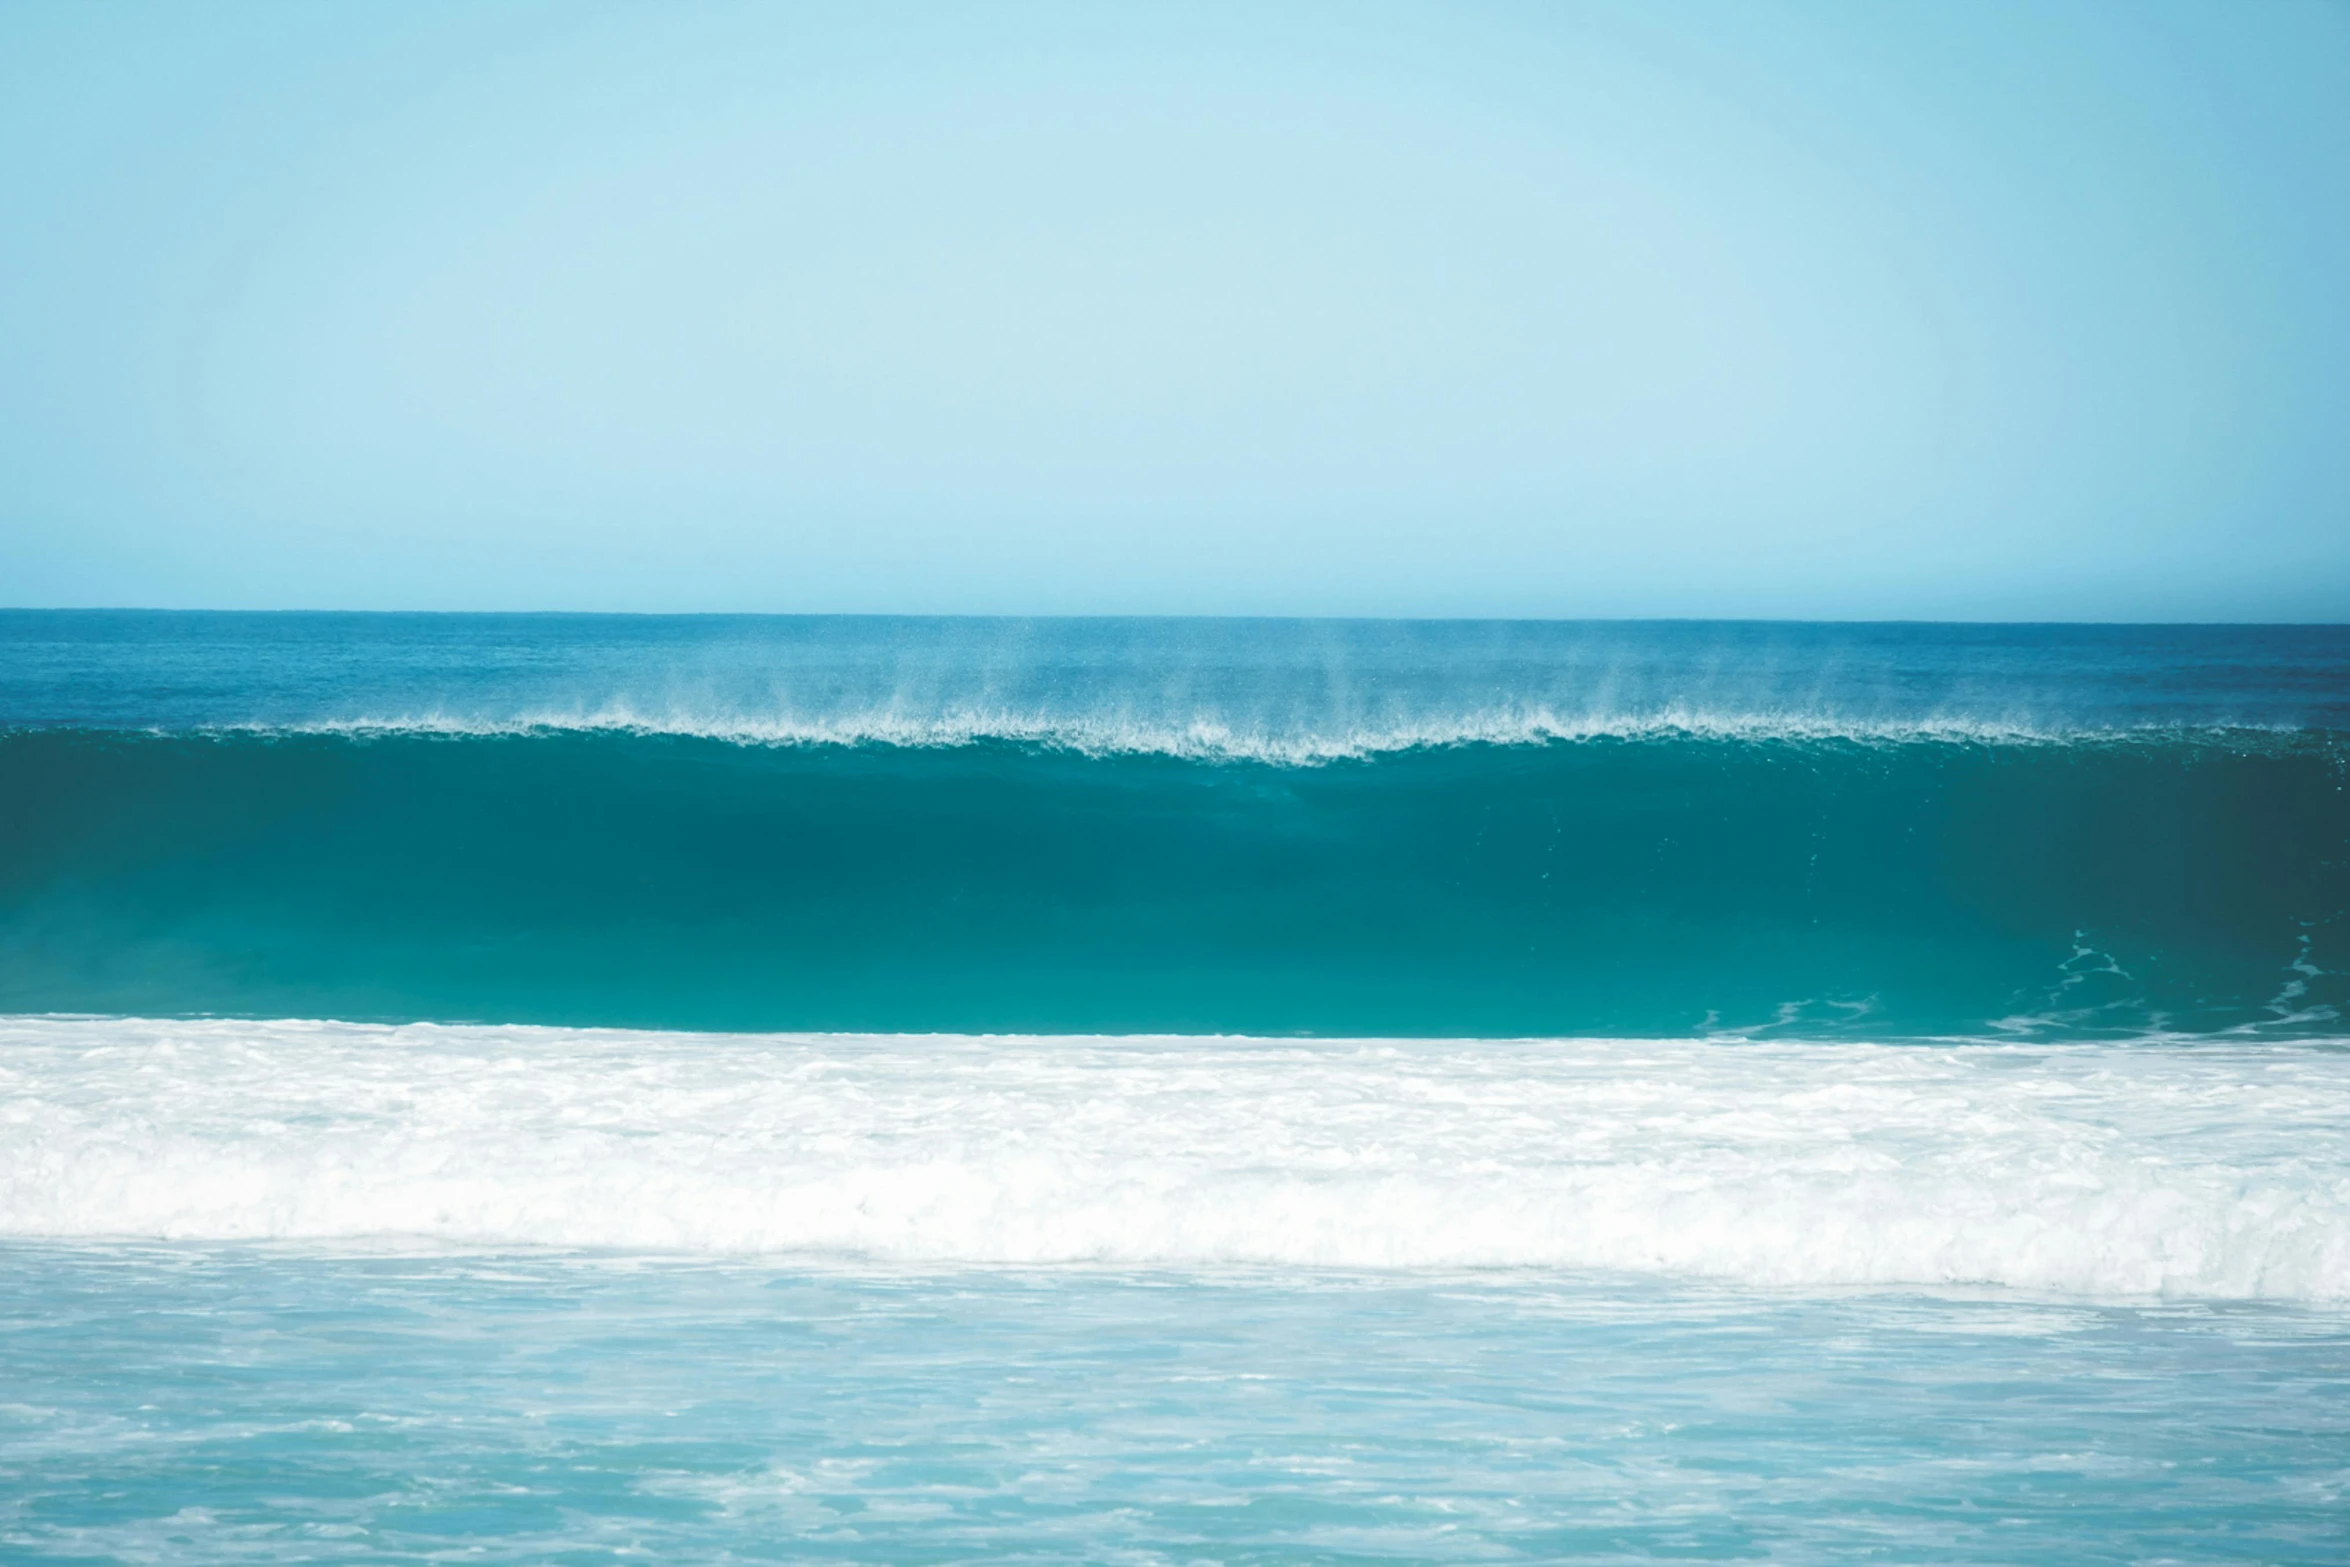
4 1249 2347 1565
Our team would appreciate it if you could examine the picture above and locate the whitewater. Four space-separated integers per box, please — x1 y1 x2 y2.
6 1016 2345 1300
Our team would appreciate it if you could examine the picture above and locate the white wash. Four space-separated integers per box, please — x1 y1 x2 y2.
3 1017 2346 1299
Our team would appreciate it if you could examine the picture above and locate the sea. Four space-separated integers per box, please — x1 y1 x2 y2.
2 611 2346 1563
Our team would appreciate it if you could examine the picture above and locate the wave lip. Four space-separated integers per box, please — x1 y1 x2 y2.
187 702 2320 762
5 1018 2346 1301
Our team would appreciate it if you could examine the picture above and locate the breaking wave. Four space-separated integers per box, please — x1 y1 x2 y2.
200 705 2302 763
2 724 2343 1036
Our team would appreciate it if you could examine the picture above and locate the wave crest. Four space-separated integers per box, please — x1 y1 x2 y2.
190 703 2313 762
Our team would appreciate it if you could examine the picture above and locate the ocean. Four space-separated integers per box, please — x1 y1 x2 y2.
3 612 2347 1562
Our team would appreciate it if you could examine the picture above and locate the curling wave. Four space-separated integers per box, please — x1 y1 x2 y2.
7 615 2347 1036
4 724 2344 1036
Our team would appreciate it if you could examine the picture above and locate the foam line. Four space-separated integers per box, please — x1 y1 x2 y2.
81 707 2325 762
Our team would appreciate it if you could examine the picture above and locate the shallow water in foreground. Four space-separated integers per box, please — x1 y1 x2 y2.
4 1248 2346 1565
4 1020 2348 1561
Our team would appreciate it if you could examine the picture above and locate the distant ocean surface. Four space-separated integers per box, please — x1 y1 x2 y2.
4 612 2348 1563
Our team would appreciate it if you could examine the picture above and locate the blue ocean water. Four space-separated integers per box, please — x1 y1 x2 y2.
5 1249 2346 1565
3 612 2348 1562
4 613 2347 1036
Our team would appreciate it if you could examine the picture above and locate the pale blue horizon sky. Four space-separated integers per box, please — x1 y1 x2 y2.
3 1 2346 619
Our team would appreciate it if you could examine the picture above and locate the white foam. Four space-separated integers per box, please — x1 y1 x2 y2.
4 1017 2345 1300
231 703 2258 762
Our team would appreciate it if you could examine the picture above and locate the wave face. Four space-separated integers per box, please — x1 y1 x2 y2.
5 1017 2346 1299
3 613 2347 1036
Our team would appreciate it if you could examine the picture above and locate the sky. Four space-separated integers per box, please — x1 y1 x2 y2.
2 1 2346 619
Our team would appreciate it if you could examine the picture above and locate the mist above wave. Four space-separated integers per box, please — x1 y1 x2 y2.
6 1018 2345 1301
8 615 2347 749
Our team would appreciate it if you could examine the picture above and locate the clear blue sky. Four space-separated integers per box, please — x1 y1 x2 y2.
3 1 2345 618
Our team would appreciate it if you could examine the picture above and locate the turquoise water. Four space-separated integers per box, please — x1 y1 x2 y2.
4 615 2347 1037
4 613 2348 1561
5 726 2345 1035
5 1248 2346 1564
